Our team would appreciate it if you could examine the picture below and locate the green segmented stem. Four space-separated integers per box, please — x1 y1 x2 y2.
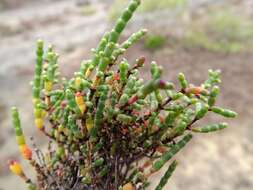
97 42 115 72
82 176 91 184
147 113 158 130
98 166 109 177
204 69 221 87
131 102 142 110
122 29 147 50
154 90 163 104
192 123 228 133
136 99 146 105
164 111 177 126
80 60 91 74
67 115 79 134
167 91 183 101
113 29 147 58
165 103 184 112
11 107 22 134
90 86 108 138
97 32 110 53
155 160 178 190
159 113 179 131
82 32 109 76
151 62 162 79
178 73 188 89
208 85 219 106
152 134 192 171
92 32 110 68
27 183 37 190
143 140 152 148
92 157 104 167
119 59 129 83
119 93 129 106
46 52 58 82
123 76 136 95
95 0 140 78
78 79 91 90
151 62 163 104
11 107 26 145
48 90 63 96
32 39 44 101
51 106 61 120
93 139 104 152
63 107 70 128
117 114 133 124
211 106 237 118
195 102 209 119
181 109 195 124
173 120 187 135
110 91 117 107
66 89 80 114
109 0 140 43
51 93 64 110
161 117 187 139
56 146 65 158
137 79 173 99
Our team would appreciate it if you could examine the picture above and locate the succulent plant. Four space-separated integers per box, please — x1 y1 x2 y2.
8 0 236 189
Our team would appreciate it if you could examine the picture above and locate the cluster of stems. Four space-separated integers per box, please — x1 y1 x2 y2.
8 0 236 190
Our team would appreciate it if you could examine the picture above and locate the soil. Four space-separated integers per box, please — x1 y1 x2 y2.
0 0 252 190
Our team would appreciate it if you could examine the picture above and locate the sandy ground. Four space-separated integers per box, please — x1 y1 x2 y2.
0 0 253 189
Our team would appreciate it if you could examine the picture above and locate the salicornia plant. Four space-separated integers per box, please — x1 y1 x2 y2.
8 0 236 189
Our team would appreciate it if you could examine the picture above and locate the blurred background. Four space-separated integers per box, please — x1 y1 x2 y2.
0 0 253 189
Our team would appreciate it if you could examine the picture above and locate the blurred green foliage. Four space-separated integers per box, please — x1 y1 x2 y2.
109 0 253 53
80 4 96 16
138 0 186 12
184 31 243 53
144 34 166 50
108 0 128 21
184 9 253 53
108 0 186 21
210 10 253 41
